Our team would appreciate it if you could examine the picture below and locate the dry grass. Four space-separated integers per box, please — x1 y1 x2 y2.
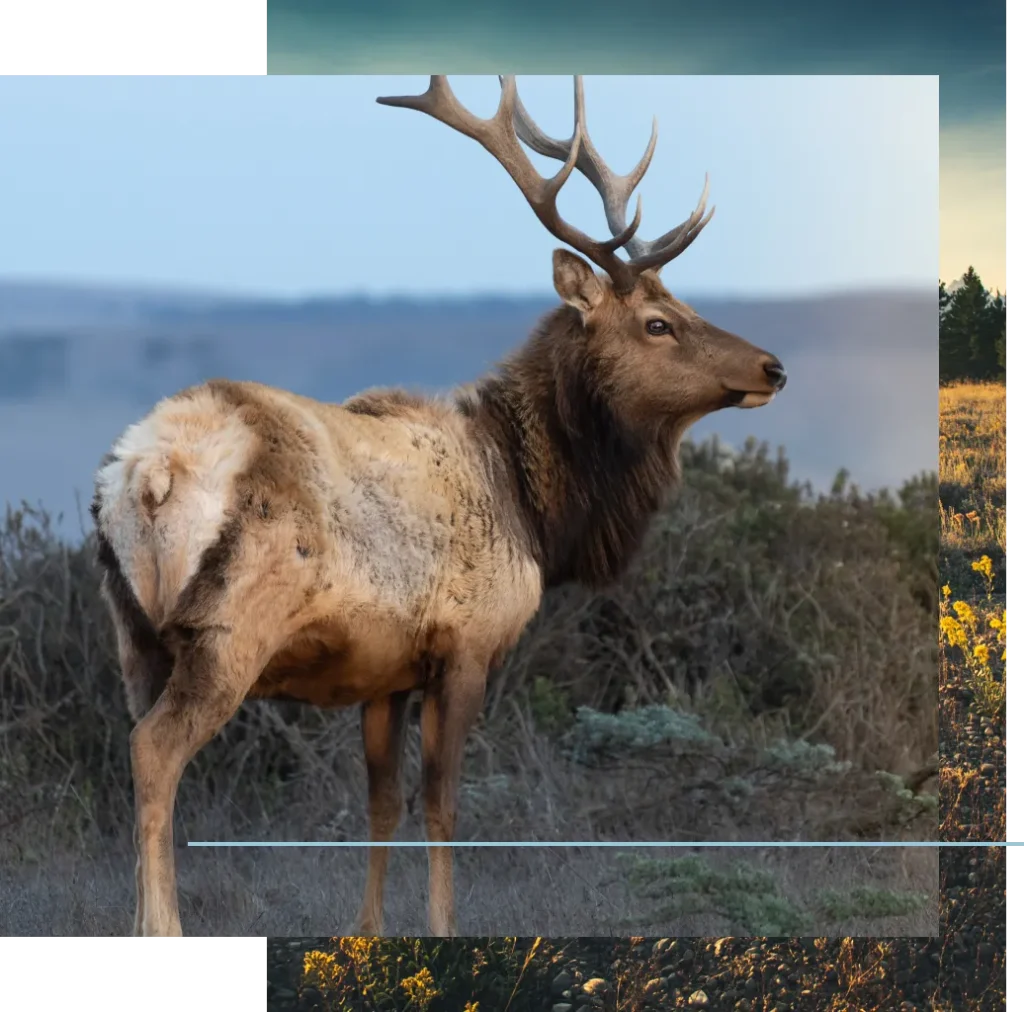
0 434 940 935
939 382 1006 595
938 383 1006 844
0 844 936 938
265 840 1002 1012
935 382 1006 1009
268 930 959 1012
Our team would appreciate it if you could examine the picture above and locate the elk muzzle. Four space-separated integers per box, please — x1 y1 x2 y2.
723 352 787 409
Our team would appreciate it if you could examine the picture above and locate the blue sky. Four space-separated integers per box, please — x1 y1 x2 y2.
269 0 1004 292
0 75 938 297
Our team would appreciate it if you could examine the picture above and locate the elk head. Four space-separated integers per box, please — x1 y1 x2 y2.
378 76 786 432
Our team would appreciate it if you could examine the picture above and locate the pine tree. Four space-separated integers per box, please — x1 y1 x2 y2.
939 272 976 380
939 267 1004 381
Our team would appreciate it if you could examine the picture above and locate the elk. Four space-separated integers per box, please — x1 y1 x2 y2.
91 74 786 938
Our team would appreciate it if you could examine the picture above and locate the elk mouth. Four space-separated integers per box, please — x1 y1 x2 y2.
723 389 777 409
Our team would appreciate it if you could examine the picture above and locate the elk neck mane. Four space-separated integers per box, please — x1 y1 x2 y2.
457 304 684 590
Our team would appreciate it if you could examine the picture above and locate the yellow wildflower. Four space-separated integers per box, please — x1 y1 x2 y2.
400 967 441 1007
940 615 967 648
303 950 342 991
942 584 951 598
972 555 993 579
973 644 990 666
337 936 375 965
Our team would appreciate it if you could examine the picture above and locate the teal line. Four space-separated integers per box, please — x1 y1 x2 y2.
188 840 1011 848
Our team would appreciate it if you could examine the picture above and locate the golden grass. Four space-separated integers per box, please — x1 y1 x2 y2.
939 382 1006 845
939 382 1006 591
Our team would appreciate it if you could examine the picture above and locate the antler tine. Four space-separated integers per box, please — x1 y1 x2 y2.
626 175 716 272
502 75 658 263
378 76 642 292
504 75 715 277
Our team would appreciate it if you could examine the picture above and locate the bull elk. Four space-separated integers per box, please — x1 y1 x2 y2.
91 75 786 937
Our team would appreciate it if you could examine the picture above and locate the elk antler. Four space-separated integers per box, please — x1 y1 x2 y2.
502 76 715 275
377 76 684 293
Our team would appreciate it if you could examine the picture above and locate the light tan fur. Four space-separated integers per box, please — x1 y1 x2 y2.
95 379 543 936
95 386 260 627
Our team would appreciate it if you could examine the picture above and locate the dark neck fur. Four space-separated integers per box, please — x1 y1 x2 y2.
458 306 682 589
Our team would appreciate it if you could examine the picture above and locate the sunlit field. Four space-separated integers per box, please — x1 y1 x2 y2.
938 383 1006 844
939 382 1006 595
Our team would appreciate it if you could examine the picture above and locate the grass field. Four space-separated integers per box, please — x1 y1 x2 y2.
0 432 940 935
269 382 1007 1009
938 383 1006 843
0 384 1006 1005
940 381 1007 595
268 841 1001 1012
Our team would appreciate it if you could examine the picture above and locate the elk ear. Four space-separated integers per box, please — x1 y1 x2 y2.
552 249 604 315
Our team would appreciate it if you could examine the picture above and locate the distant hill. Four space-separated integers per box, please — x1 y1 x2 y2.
0 280 934 402
0 281 937 535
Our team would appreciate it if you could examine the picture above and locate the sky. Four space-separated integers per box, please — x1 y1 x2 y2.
269 0 1007 294
0 75 938 298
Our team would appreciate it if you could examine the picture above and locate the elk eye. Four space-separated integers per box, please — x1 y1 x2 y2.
646 319 672 336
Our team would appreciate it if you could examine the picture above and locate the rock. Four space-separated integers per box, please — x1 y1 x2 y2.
687 990 709 1007
644 978 666 994
582 979 610 996
552 971 573 992
681 949 696 965
552 1004 573 1012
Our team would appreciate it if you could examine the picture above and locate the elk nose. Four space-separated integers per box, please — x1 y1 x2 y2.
763 359 787 390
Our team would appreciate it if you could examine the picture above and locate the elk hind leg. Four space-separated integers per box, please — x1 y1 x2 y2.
122 629 172 936
130 629 259 936
419 644 487 937
354 690 412 935
98 549 174 933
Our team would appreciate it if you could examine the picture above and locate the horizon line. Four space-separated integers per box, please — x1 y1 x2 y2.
0 274 954 306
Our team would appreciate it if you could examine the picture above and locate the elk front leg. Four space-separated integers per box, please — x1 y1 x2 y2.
354 690 412 936
419 653 487 937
